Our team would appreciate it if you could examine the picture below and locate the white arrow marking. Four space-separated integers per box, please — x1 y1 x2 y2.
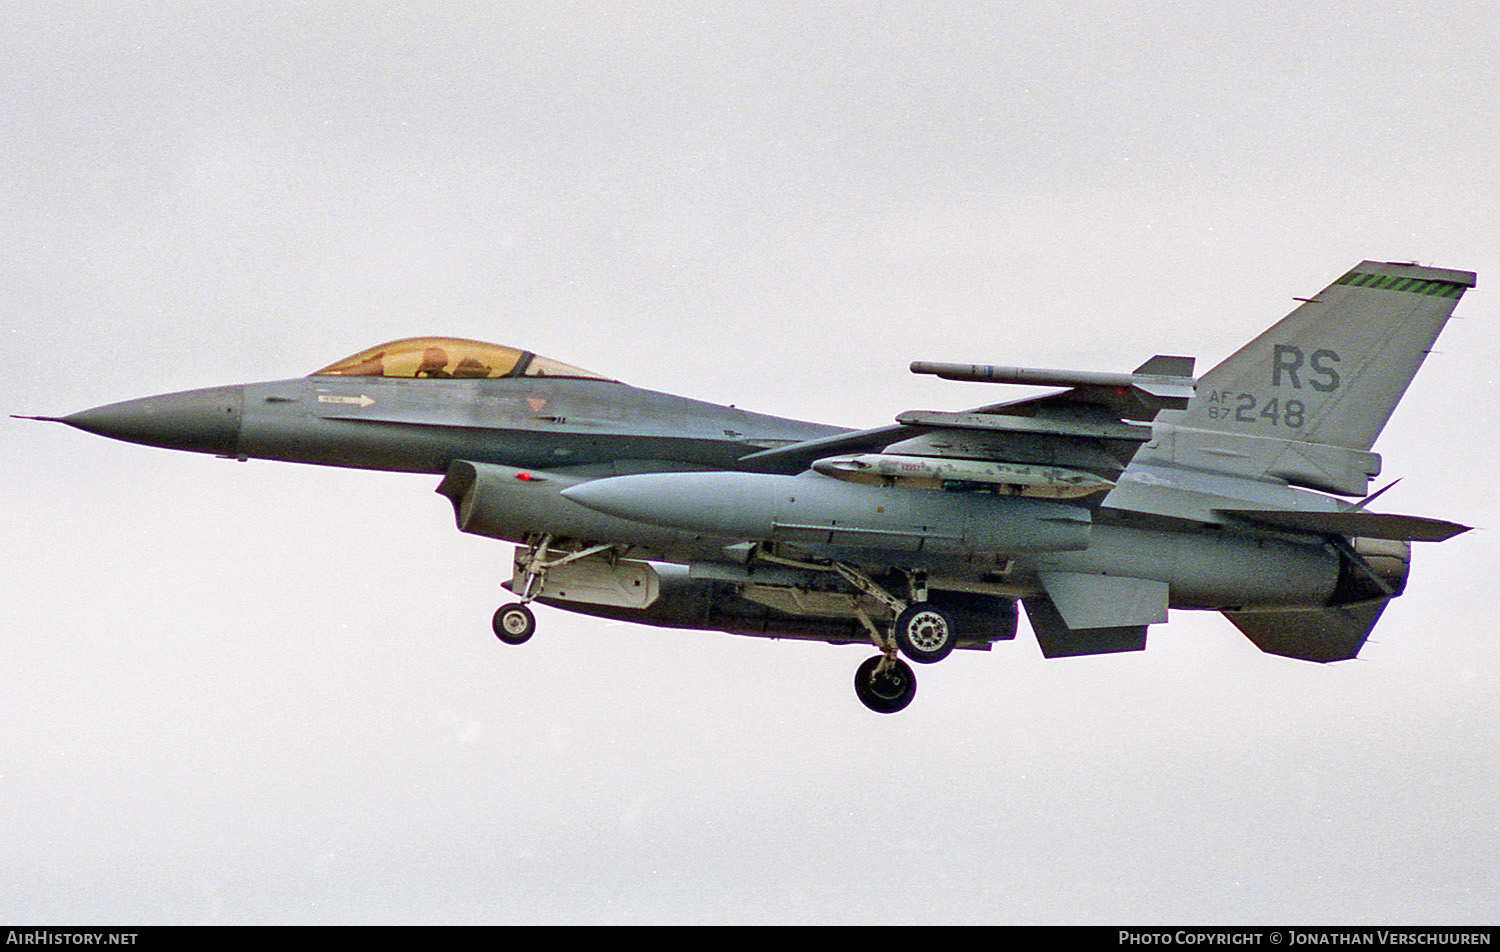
318 394 375 408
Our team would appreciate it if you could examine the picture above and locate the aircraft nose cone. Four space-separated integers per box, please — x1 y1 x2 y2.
64 384 244 456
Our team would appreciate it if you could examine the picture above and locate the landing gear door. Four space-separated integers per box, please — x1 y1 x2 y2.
513 551 661 609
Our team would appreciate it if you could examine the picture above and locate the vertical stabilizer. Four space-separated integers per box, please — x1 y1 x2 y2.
1136 261 1474 493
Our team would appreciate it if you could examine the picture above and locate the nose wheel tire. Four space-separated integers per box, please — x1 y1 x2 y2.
854 655 916 714
893 603 956 664
492 603 536 645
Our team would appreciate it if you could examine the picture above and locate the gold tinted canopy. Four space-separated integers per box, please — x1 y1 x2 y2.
313 337 613 381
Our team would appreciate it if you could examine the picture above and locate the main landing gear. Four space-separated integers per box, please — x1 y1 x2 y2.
749 552 967 713
822 561 958 714
849 601 956 712
854 655 917 714
892 602 957 664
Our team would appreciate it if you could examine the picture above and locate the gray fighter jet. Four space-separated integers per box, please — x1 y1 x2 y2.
27 260 1473 712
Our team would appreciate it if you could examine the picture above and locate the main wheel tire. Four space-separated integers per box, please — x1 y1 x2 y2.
854 655 916 714
893 603 957 664
492 603 536 645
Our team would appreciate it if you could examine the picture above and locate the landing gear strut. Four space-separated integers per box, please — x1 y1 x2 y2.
825 561 958 666
845 589 921 714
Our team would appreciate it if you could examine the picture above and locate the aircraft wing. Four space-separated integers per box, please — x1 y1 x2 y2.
737 354 1194 480
735 422 918 473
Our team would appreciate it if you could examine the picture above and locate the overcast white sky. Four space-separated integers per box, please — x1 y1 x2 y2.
3 2 1498 924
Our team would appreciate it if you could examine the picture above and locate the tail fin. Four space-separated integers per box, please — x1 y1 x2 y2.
1142 261 1474 494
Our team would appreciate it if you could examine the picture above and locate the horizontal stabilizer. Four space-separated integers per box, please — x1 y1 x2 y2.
1215 508 1469 542
1023 596 1148 658
1224 598 1389 663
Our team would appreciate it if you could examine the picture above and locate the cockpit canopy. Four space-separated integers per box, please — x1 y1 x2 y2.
313 337 614 381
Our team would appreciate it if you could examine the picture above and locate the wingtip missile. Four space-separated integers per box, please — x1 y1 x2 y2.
910 357 1196 415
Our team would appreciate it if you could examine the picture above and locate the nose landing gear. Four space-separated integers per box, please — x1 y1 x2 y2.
488 534 613 646
492 603 537 644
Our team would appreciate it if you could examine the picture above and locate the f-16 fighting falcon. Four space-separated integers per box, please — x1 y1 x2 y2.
24 260 1473 712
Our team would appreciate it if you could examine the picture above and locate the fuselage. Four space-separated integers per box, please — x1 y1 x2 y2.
53 350 1356 619
64 374 848 476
